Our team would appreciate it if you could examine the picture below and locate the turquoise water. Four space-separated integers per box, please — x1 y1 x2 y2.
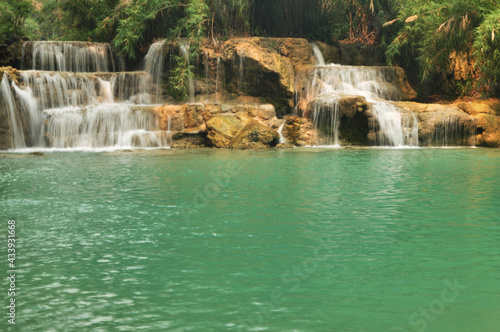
1 148 499 331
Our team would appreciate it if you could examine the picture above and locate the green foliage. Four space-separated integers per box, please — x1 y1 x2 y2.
0 0 34 43
473 7 500 95
170 0 209 99
207 0 253 38
109 0 181 59
386 0 500 96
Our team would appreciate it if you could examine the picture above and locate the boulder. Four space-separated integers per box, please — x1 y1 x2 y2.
455 100 500 147
282 115 316 146
231 122 280 149
222 38 296 115
206 116 246 148
394 67 417 101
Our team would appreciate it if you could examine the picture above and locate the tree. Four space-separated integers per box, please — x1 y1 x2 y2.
386 0 500 97
0 0 36 43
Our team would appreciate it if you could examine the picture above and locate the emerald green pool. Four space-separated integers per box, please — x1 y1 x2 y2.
1 148 499 331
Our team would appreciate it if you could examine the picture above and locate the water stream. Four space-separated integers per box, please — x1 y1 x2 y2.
1 41 169 150
307 46 418 147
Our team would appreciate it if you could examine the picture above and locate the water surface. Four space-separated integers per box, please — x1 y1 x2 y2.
1 148 499 331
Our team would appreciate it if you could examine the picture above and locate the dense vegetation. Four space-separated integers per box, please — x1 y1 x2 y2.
0 0 498 98
386 0 500 97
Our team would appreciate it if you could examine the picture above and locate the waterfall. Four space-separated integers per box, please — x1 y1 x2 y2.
98 78 114 103
19 71 99 110
30 41 113 72
144 40 165 102
430 116 475 147
216 57 221 103
179 42 195 102
1 74 26 149
306 45 417 146
166 115 173 146
311 100 340 146
0 41 171 150
372 102 418 146
110 72 150 104
43 105 166 148
239 49 245 93
277 123 286 144
11 82 43 146
311 43 326 66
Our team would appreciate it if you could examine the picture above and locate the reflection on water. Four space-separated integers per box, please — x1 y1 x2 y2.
0 148 499 331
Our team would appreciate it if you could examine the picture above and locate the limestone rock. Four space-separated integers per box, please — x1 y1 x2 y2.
474 113 500 147
231 122 280 149
282 115 317 146
0 67 19 83
222 37 296 115
393 101 477 146
171 131 212 149
394 67 417 101
455 100 500 147
206 116 246 148
314 42 341 64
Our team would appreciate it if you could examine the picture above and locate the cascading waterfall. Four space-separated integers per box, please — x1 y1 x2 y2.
307 56 418 146
1 74 26 148
311 100 340 146
43 105 164 148
430 116 476 147
144 40 165 102
311 43 326 66
11 82 43 146
0 41 169 150
372 102 418 146
29 41 114 72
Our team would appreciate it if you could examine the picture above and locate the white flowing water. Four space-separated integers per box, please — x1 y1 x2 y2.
308 60 417 146
311 43 326 66
216 57 221 102
11 82 43 146
372 102 418 146
97 78 114 103
0 42 170 150
43 105 165 148
144 41 165 102
30 41 114 72
277 123 286 144
239 49 245 93
166 115 173 146
430 116 475 147
311 101 340 146
1 74 26 148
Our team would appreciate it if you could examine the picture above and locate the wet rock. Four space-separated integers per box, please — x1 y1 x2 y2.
206 116 246 148
282 115 317 146
393 101 477 146
231 122 280 149
455 100 500 147
314 42 341 64
222 38 296 115
0 66 19 84
171 131 212 148
393 67 417 101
